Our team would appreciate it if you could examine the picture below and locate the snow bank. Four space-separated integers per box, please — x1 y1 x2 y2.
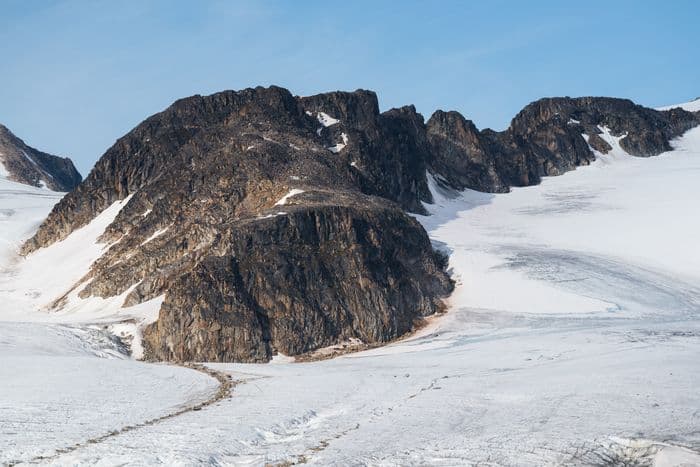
21 149 38 166
328 132 348 153
0 153 9 177
275 188 305 206
657 97 700 112
140 226 169 245
316 112 340 127
5 195 133 314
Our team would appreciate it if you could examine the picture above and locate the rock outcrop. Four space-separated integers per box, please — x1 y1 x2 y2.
23 86 451 362
144 199 449 362
299 91 433 214
21 86 699 362
426 97 699 193
0 124 81 191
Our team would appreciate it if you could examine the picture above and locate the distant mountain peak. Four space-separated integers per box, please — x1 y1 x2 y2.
0 124 81 191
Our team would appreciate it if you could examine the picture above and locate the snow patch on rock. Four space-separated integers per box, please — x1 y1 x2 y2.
328 133 348 153
274 188 305 206
0 155 8 178
316 112 340 127
140 226 169 246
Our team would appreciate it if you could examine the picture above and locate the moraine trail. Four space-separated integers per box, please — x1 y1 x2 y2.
6 355 233 466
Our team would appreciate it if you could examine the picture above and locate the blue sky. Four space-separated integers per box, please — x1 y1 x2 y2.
1 0 698 175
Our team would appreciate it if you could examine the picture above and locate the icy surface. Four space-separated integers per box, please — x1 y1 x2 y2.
1 111 700 465
0 322 216 465
328 132 348 153
0 177 63 266
0 153 8 177
657 97 700 112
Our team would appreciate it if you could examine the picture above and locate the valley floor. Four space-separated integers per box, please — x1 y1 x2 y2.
2 128 700 466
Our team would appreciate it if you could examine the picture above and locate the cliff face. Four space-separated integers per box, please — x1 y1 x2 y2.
0 124 81 191
22 86 451 362
21 86 699 362
143 201 449 362
299 91 433 214
426 110 508 192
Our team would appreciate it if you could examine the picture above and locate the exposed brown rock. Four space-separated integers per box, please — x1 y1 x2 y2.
143 200 450 362
22 86 452 362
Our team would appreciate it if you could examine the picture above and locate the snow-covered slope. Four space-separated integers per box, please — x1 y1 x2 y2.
0 178 218 466
0 180 164 356
0 177 63 265
657 97 700 112
1 104 700 465
421 125 700 318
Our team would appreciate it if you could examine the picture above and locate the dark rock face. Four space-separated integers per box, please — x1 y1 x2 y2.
0 124 81 191
426 97 699 192
300 91 432 214
509 97 697 158
144 201 449 362
22 86 699 362
24 86 451 362
426 111 507 192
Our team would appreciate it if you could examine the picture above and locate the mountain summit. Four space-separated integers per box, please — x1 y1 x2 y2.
20 86 700 362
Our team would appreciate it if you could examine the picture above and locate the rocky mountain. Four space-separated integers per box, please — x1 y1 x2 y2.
426 97 699 192
21 86 699 362
22 87 452 362
0 124 81 191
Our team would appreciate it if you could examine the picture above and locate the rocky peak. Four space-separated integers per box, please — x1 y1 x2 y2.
426 96 699 193
24 86 333 252
426 110 506 193
509 97 638 133
19 86 700 363
22 85 453 363
298 92 432 214
299 89 380 128
509 96 699 156
427 110 480 139
0 124 81 191
167 85 308 127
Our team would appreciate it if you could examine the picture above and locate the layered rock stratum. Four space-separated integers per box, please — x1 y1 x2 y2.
0 124 81 191
21 86 699 362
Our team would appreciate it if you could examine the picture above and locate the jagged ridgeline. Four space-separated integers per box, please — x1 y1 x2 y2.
0 124 81 191
22 86 699 362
